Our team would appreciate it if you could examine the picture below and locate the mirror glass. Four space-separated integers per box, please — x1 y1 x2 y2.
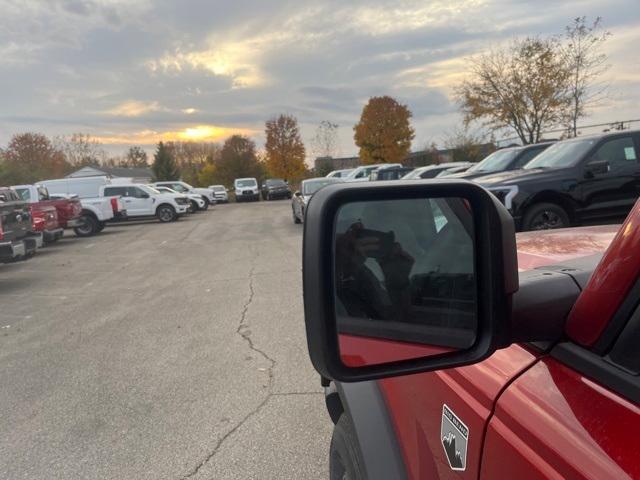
334 197 477 367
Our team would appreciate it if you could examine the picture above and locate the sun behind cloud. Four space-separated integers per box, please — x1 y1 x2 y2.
94 125 255 145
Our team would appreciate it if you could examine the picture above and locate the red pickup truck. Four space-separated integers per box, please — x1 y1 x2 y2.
13 184 83 231
29 204 63 244
301 181 640 480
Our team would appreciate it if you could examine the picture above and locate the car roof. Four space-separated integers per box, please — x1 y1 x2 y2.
302 177 342 184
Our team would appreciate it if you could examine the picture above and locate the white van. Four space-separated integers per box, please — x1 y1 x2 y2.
234 178 259 202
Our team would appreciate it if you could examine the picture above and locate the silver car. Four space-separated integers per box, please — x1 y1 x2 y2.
292 177 342 224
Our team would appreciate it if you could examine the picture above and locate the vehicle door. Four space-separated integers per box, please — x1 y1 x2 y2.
125 186 154 215
577 135 640 222
481 289 640 478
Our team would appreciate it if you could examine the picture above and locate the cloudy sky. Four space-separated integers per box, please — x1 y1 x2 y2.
1 0 639 161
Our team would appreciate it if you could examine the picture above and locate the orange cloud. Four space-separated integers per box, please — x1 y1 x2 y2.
93 125 256 145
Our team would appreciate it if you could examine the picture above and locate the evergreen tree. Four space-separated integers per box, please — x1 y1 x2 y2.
152 141 180 180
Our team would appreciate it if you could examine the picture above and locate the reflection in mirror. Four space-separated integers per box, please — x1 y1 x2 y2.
334 197 477 367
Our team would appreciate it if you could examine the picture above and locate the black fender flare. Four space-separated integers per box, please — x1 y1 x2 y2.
328 380 407 480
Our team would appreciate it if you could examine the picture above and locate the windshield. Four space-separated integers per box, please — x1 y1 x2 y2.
525 139 596 169
303 179 340 195
236 179 257 187
468 149 518 173
265 179 286 186
140 185 159 195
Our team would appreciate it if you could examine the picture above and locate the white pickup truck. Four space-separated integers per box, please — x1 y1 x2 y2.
40 176 123 236
101 184 189 221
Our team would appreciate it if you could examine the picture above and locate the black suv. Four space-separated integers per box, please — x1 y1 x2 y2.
478 131 640 231
446 142 553 180
261 179 292 200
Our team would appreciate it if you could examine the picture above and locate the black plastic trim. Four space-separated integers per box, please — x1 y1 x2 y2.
551 342 640 404
336 381 408 480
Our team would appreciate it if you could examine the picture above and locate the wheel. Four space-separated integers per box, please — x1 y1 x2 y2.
96 222 106 232
522 202 570 231
330 414 366 480
190 200 199 212
74 214 98 237
156 205 177 222
201 196 210 208
293 208 301 224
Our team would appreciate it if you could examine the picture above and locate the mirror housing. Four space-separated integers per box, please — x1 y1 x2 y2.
302 180 518 382
294 191 302 197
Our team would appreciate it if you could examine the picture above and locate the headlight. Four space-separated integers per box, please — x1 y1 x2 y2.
176 198 188 205
487 186 518 210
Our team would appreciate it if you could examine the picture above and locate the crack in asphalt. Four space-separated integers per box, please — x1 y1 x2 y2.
180 255 278 480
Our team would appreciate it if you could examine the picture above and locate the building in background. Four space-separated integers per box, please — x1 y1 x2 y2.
67 166 153 184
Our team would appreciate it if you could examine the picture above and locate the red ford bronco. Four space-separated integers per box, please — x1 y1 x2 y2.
301 180 639 480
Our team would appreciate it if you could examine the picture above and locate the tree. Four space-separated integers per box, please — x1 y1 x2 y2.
165 141 221 186
214 135 264 187
125 146 149 167
444 128 495 163
152 141 180 181
353 96 414 165
264 114 307 182
561 17 611 137
457 37 571 144
1 133 69 184
55 133 106 167
311 121 339 159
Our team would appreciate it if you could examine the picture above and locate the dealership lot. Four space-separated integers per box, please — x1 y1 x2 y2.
0 202 331 480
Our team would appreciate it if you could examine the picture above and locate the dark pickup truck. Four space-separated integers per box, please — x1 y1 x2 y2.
0 187 38 263
478 130 640 231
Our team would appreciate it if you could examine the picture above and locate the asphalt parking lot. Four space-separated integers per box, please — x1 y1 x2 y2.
0 201 332 480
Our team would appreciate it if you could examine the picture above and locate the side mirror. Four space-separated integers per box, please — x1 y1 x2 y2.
585 160 610 178
294 191 302 197
303 180 518 382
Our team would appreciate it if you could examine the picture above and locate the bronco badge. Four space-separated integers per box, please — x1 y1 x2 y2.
441 404 468 471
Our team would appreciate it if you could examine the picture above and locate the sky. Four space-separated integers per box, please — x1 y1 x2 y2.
1 0 639 162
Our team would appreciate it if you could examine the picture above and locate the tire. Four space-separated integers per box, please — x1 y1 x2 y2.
190 200 199 212
156 204 177 223
522 202 570 231
201 196 210 208
293 208 301 224
330 414 367 480
74 214 98 237
96 222 106 232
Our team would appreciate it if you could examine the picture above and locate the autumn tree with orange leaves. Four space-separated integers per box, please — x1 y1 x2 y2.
354 96 415 165
264 114 307 182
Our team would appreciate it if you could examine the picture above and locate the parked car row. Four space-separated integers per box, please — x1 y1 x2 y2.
0 176 222 265
319 130 640 231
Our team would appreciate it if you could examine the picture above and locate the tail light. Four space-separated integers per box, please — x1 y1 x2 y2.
110 197 118 214
33 217 45 231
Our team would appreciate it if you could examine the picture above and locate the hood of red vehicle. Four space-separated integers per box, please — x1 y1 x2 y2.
516 224 620 271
